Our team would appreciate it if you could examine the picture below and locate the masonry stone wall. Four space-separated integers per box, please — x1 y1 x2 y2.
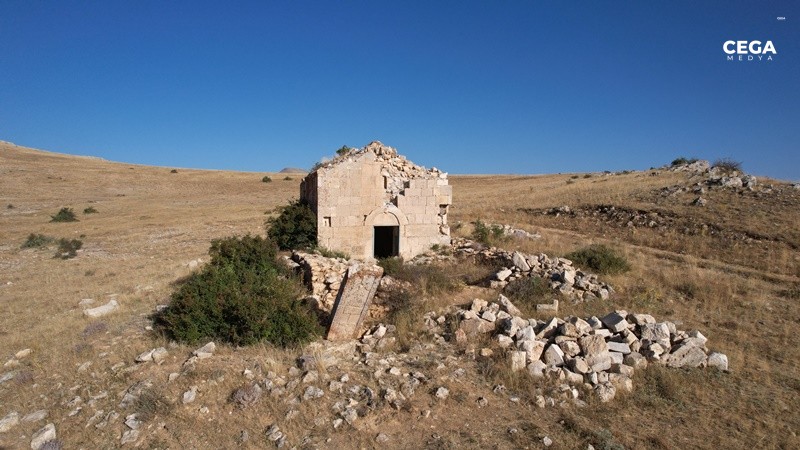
301 141 451 260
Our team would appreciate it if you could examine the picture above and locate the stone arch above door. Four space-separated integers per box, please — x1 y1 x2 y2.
364 204 409 228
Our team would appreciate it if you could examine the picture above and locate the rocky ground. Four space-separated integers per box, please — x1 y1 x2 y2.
1 144 798 449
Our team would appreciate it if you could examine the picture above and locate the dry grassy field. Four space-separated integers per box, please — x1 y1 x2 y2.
1 141 798 449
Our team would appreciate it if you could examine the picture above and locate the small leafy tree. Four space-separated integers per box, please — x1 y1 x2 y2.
471 220 506 246
335 145 352 156
266 200 317 250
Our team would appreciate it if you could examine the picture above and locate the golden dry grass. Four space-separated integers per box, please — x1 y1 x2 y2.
1 142 798 449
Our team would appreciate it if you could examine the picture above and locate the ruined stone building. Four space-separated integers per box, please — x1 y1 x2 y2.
300 141 452 260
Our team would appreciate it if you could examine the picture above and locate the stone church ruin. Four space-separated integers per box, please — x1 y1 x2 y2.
300 141 452 260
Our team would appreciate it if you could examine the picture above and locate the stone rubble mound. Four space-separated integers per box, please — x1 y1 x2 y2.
453 238 613 303
313 141 446 199
451 295 728 403
286 251 350 312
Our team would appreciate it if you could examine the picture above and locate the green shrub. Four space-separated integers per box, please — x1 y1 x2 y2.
566 244 630 275
471 220 506 246
283 176 292 181
377 257 405 277
83 206 98 214
335 145 352 156
50 207 78 223
22 233 55 249
266 200 317 250
671 157 698 166
7 204 13 209
55 238 83 259
712 158 742 174
503 276 552 306
262 175 272 183
170 169 178 174
154 235 321 347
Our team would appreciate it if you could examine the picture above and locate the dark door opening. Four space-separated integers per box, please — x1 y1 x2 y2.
374 226 399 258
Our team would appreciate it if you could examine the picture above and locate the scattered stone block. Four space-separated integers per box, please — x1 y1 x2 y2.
83 299 119 318
707 352 729 371
327 263 384 341
30 423 56 450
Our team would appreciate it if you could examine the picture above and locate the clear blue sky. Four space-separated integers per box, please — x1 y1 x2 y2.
1 1 798 179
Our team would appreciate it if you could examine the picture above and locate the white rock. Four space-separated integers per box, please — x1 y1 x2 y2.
510 351 527 372
527 360 547 377
303 386 324 400
707 352 729 371
0 411 19 432
193 341 216 356
22 410 48 423
512 252 531 272
435 387 450 400
182 386 197 404
83 299 119 318
600 312 629 333
15 349 32 359
495 268 513 281
498 294 522 316
543 344 565 367
607 341 631 354
121 429 139 445
30 423 56 449
497 334 514 348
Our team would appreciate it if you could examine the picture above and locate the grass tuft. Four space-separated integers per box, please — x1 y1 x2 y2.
22 233 55 248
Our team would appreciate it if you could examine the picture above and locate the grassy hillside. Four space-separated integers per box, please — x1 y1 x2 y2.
1 141 798 449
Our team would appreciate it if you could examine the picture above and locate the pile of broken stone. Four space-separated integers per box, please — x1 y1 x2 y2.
453 238 613 305
451 295 729 403
285 251 350 312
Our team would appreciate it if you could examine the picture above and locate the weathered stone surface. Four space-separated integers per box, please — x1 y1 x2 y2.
22 410 48 423
607 341 631 354
594 383 616 402
640 322 671 348
182 386 198 404
601 312 629 333
498 294 521 316
231 383 262 408
623 352 648 369
460 318 495 335
435 387 449 400
519 339 545 362
543 344 565 367
327 263 383 341
568 358 590 374
510 351 527 372
512 252 531 272
707 352 729 371
30 423 56 449
0 411 19 433
579 335 608 356
83 299 119 318
667 345 707 368
527 360 547 377
495 268 513 281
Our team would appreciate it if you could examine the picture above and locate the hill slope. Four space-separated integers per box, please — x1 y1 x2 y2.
1 141 798 449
